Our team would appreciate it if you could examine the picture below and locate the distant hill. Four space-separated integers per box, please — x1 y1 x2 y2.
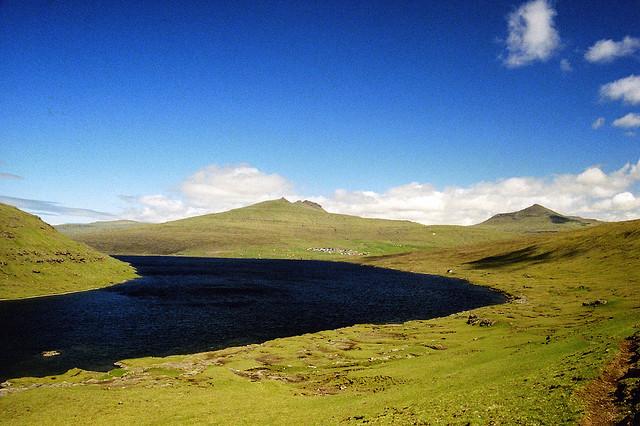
57 219 143 237
58 198 512 258
0 203 136 299
476 204 599 233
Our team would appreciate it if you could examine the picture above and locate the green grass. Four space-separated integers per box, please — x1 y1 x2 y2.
2 218 638 424
57 198 515 259
57 200 601 259
56 219 142 233
0 203 137 299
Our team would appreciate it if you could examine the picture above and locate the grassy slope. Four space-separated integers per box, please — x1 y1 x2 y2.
58 198 514 258
0 203 137 299
56 220 142 234
2 220 638 424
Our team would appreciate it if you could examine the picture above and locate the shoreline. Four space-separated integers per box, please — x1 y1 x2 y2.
0 256 508 382
0 274 139 302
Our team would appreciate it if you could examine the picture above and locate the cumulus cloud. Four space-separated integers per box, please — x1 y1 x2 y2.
0 195 114 219
181 165 293 208
503 0 560 68
311 161 640 225
122 165 294 222
600 75 640 105
119 194 206 223
613 112 640 129
592 117 605 129
121 161 640 225
585 36 640 63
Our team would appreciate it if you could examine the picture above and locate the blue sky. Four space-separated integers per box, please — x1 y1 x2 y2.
1 0 640 224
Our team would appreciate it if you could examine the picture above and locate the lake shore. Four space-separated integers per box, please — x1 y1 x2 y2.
1 221 639 423
0 257 504 381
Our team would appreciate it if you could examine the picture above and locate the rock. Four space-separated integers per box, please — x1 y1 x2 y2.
447 269 454 274
582 299 608 307
299 200 324 210
467 314 495 327
425 344 448 350
306 247 367 256
479 318 495 327
513 295 528 304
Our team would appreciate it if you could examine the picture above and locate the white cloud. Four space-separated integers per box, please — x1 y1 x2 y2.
181 164 293 208
612 192 637 210
613 112 640 129
503 0 560 68
560 58 572 72
122 165 294 222
121 195 207 223
119 161 640 225
314 161 640 225
585 36 640 63
592 117 605 129
600 75 640 105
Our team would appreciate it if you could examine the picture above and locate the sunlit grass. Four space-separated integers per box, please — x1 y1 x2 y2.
2 218 638 424
0 203 136 299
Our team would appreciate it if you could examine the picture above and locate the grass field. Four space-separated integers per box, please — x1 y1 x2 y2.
2 212 638 424
0 203 137 299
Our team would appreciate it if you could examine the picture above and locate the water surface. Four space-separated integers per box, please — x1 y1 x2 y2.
0 256 505 380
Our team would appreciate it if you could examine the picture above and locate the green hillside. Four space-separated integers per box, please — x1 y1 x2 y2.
0 203 137 299
56 219 142 236
475 203 600 233
58 198 514 258
3 219 639 424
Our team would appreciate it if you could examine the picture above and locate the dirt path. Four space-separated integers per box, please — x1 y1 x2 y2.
580 333 639 426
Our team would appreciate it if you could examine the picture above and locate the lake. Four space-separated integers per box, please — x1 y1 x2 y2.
0 256 506 380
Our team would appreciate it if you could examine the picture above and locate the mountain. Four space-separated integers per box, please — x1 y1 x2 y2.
58 198 512 258
0 203 136 299
476 204 599 233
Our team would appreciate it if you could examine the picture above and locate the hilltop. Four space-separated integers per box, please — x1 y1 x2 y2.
58 198 513 258
476 203 599 233
0 203 136 299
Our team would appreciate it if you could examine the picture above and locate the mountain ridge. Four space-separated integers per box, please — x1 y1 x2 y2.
56 200 605 258
56 198 511 258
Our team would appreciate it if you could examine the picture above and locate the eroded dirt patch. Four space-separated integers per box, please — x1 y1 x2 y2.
580 332 640 426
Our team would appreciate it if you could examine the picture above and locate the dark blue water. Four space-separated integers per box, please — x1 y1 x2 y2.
0 256 505 380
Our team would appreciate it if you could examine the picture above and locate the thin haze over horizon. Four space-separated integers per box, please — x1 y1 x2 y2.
1 0 640 225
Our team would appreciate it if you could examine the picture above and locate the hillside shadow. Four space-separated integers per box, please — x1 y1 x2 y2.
467 245 582 269
549 215 573 224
